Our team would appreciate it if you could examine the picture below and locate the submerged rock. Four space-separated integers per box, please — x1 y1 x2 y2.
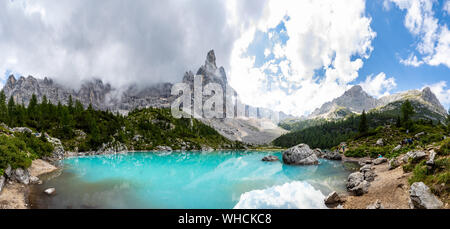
346 172 369 196
282 144 318 165
262 155 279 162
409 182 443 209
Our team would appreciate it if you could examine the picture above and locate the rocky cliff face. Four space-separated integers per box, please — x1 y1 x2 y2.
3 75 174 112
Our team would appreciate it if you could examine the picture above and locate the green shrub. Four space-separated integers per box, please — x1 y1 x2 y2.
0 135 32 169
344 147 367 157
408 162 428 184
438 138 450 156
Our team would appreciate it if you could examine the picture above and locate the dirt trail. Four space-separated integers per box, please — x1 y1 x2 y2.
343 163 411 209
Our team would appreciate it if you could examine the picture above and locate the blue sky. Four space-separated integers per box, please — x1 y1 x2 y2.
359 0 449 92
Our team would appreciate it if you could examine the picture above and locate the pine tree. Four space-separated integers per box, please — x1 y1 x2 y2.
359 110 368 134
7 96 16 126
0 90 7 123
68 95 74 114
396 116 401 128
401 100 415 129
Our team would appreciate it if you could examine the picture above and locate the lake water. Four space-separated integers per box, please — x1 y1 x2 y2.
30 151 359 209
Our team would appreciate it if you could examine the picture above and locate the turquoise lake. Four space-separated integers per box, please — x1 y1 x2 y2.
30 151 359 209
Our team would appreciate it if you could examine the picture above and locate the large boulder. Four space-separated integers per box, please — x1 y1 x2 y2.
403 151 427 163
11 168 30 185
346 172 370 196
0 176 5 193
409 182 443 209
282 144 318 165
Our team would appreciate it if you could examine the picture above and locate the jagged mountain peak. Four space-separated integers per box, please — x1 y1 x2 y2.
309 85 379 119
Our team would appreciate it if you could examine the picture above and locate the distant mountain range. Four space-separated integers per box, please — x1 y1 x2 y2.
3 50 447 144
307 85 448 122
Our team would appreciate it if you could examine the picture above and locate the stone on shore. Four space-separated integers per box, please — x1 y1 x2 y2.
4 165 12 178
44 188 56 195
346 172 369 196
403 151 426 163
282 144 318 165
409 182 443 209
426 150 436 166
388 158 400 170
324 191 341 205
0 176 5 193
366 200 384 209
11 168 30 185
373 157 387 165
155 146 172 151
262 155 279 162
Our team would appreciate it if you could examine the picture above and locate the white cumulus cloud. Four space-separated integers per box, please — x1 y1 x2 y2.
229 0 377 116
389 0 450 68
360 72 397 98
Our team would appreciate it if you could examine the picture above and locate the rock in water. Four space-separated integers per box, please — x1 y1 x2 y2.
409 182 443 209
44 188 56 195
0 176 5 193
346 172 369 196
262 155 279 162
282 144 318 165
324 191 341 205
